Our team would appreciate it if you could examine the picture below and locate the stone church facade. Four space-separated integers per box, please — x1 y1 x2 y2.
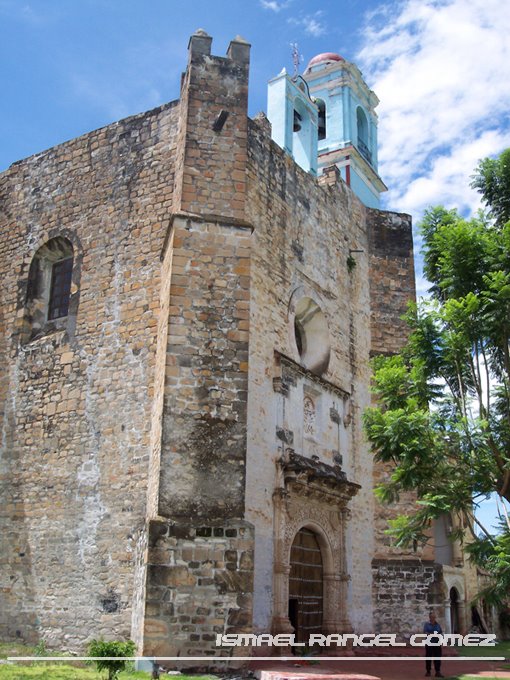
0 31 477 657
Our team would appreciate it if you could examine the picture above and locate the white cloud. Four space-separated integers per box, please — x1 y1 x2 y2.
357 0 510 220
304 17 326 37
289 11 327 37
392 129 510 216
259 0 290 12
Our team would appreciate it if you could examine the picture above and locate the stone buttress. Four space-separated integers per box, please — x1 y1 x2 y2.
137 31 255 657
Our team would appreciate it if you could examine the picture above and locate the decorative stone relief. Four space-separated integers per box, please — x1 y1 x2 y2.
303 395 316 436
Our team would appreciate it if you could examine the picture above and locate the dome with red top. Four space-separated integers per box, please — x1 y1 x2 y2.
306 52 344 70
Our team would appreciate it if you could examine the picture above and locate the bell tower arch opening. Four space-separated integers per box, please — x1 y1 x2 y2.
292 97 314 174
356 106 371 163
316 98 326 140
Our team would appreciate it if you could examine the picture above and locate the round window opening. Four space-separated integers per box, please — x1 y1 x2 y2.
293 297 330 375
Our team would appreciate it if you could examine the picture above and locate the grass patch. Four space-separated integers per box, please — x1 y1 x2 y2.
0 665 142 679
0 663 218 680
0 645 219 680
453 676 509 680
459 640 510 659
0 643 36 660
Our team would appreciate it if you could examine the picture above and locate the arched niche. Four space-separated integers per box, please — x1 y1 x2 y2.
21 235 80 343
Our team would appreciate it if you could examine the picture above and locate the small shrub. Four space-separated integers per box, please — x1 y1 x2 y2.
87 639 136 680
34 640 48 656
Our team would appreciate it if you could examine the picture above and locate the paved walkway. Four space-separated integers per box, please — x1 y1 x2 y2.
250 656 510 680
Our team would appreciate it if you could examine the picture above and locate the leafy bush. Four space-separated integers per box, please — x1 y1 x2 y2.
87 639 135 680
34 640 48 656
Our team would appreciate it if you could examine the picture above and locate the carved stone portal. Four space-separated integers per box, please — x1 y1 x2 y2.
272 451 360 637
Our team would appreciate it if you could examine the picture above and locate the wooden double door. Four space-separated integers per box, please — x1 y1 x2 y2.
288 527 324 643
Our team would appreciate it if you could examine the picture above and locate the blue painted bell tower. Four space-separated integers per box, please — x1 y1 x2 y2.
267 69 319 176
267 52 387 208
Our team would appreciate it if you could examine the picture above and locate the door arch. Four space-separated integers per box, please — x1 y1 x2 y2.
450 587 460 633
288 527 323 642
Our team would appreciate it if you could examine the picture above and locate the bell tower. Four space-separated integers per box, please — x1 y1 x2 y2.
303 52 387 208
267 69 319 176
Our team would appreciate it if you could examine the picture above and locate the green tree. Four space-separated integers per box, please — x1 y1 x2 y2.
471 148 510 228
363 149 510 606
87 639 136 680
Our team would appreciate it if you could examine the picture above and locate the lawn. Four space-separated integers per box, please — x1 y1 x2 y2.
0 644 37 660
0 665 149 680
0 644 218 680
454 676 510 680
0 663 218 680
435 641 510 680
458 640 510 660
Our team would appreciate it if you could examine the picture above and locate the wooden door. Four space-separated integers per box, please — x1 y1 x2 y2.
288 527 323 643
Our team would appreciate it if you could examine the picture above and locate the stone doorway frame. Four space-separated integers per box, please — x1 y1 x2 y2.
271 452 359 637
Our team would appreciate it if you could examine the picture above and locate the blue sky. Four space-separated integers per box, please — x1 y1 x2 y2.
1 0 509 532
0 0 371 170
2 0 509 236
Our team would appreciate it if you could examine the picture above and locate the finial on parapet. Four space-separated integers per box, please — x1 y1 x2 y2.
227 35 251 64
188 29 212 58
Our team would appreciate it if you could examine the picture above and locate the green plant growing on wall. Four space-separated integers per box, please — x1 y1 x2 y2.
347 253 357 273
87 639 136 680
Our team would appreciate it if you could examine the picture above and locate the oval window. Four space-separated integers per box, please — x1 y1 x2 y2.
293 297 330 375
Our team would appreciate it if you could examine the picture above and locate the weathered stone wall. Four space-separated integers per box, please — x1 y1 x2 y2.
155 34 252 521
366 210 473 633
244 118 376 634
372 558 440 636
143 519 253 657
366 208 427 575
146 227 175 520
173 31 250 222
243 120 421 637
156 217 251 522
0 100 180 647
367 208 415 357
141 33 255 656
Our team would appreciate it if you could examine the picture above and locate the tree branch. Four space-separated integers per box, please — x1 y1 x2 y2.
466 509 496 543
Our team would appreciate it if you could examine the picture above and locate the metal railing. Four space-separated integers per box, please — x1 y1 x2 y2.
357 138 372 165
